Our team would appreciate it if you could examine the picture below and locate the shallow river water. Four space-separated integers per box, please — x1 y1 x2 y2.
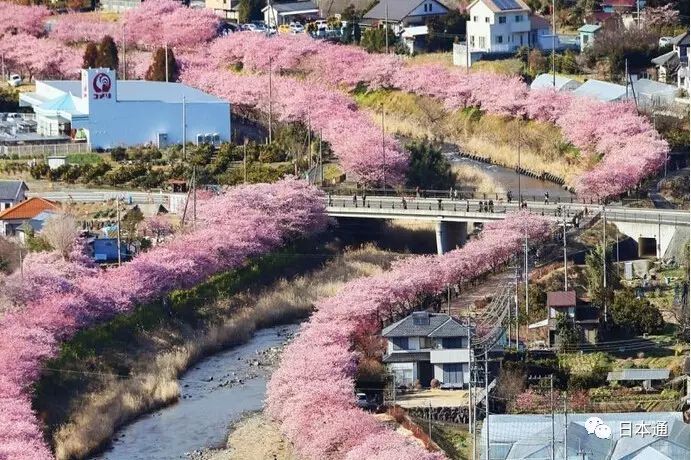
91 324 298 460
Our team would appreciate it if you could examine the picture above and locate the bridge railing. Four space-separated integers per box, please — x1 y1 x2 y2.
321 186 606 205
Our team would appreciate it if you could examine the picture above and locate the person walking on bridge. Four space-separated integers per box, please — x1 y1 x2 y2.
352 194 357 207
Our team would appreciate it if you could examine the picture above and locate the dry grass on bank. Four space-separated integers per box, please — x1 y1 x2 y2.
53 245 398 460
451 164 505 195
355 88 585 187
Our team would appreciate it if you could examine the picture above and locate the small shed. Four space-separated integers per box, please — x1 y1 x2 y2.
632 78 679 108
91 238 128 263
607 368 670 390
401 25 429 54
577 24 601 52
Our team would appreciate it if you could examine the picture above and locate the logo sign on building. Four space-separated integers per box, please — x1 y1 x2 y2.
92 73 112 100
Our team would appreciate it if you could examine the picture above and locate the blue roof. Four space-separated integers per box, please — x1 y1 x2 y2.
38 93 83 115
40 80 227 104
578 24 602 33
573 79 627 101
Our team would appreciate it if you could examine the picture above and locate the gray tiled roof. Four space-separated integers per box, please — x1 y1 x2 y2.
364 0 448 21
607 368 670 381
0 180 27 201
382 312 468 338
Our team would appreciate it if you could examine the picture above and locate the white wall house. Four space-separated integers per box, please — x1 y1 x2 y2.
362 0 449 34
466 0 532 53
382 311 470 389
19 68 231 150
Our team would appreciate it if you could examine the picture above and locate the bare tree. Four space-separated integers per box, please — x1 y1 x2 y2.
41 213 80 260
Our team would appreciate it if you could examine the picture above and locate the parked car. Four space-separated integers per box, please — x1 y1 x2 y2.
278 24 291 34
290 22 304 34
659 36 674 47
7 74 22 87
355 393 369 409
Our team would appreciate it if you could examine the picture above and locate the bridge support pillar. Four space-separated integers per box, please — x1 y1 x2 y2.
435 221 468 255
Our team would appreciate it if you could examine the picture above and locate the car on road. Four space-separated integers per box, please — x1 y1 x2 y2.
7 74 22 87
278 24 291 34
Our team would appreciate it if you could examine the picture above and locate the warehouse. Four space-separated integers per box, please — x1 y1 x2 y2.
19 68 231 150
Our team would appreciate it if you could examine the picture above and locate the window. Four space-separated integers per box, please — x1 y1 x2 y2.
470 35 475 46
496 35 503 44
441 337 464 349
392 337 408 350
423 3 428 11
515 15 523 22
498 16 506 23
473 15 478 22
485 16 489 23
478 36 486 48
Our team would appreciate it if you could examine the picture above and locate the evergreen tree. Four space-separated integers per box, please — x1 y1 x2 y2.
405 140 455 190
95 35 119 71
82 42 98 69
145 47 178 82
585 243 620 308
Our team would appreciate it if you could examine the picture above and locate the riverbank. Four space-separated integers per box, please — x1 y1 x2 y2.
34 240 399 460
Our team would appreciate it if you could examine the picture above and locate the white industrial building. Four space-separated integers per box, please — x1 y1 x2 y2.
19 68 231 150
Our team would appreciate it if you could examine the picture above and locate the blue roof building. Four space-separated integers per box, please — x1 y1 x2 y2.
578 24 601 52
19 68 231 150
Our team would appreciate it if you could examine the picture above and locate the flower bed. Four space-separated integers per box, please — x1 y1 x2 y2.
266 212 554 459
0 180 328 460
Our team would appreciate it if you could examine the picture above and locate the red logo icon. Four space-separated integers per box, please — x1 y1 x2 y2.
92 73 112 99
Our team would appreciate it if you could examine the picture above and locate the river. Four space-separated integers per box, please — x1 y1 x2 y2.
91 325 298 460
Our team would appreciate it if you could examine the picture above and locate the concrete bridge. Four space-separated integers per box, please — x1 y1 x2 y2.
324 195 689 257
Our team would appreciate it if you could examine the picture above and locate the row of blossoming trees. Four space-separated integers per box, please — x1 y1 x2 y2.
266 212 554 459
0 0 668 197
0 180 329 460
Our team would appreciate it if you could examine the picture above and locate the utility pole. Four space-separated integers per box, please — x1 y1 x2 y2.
563 212 568 291
551 0 556 88
381 102 386 190
165 42 169 83
484 348 489 460
428 401 433 437
466 36 470 73
319 129 323 184
625 59 629 97
116 198 122 267
517 140 522 202
182 96 187 160
268 56 273 144
307 110 312 172
563 393 568 460
121 22 127 79
385 1 389 54
602 207 609 309
243 138 248 184
468 301 476 460
551 375 555 460
192 165 197 226
524 225 529 315
19 246 23 279
515 264 520 348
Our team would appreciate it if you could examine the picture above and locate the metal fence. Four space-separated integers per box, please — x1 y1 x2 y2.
0 142 91 157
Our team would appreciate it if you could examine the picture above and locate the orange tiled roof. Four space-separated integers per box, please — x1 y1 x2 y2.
0 197 59 221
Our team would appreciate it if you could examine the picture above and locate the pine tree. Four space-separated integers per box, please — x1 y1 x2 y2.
145 47 178 82
82 42 98 69
95 35 119 71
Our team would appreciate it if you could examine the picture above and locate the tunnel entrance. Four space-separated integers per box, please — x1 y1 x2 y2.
638 237 657 258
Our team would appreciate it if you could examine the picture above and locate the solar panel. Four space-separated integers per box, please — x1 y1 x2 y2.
494 0 521 10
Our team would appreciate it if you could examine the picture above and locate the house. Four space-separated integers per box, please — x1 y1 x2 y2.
578 23 601 52
530 73 582 91
465 0 558 54
480 412 689 460
401 25 429 54
14 210 60 242
262 1 320 27
206 0 239 21
362 0 449 34
547 291 599 345
652 31 689 90
0 180 28 210
382 311 470 388
0 197 59 237
607 368 670 390
572 78 628 101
